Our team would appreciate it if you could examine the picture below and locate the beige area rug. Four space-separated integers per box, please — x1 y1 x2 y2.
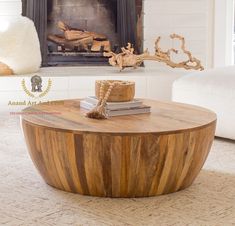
0 113 235 226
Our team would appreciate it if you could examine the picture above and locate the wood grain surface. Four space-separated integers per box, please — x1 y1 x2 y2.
22 99 216 134
22 99 217 197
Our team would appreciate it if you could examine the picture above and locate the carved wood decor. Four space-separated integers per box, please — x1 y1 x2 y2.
104 34 204 71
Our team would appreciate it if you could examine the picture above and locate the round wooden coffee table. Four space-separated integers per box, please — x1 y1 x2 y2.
21 99 216 198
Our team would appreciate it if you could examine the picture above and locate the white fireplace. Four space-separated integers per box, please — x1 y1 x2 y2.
0 0 214 110
0 0 214 68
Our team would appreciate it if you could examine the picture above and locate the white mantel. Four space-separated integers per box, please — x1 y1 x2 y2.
0 66 188 111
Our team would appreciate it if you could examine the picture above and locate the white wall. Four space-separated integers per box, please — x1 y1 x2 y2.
144 0 214 69
0 0 214 69
0 0 21 16
214 0 234 67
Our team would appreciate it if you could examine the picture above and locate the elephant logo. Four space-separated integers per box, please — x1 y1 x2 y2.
31 75 42 93
22 75 52 99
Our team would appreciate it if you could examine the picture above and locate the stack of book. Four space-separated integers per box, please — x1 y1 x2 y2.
80 96 151 117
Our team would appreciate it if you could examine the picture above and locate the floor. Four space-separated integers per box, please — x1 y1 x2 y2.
0 113 235 226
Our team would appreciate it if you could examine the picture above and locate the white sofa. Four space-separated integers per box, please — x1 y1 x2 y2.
172 66 235 140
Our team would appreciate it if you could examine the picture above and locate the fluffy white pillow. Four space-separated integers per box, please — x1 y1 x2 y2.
0 16 41 75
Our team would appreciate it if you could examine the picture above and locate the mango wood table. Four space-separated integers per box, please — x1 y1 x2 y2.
21 99 216 198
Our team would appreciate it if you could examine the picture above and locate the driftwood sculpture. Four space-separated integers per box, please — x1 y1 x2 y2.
104 34 204 71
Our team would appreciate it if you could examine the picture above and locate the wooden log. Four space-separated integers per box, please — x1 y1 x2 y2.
58 21 107 41
58 21 70 31
0 62 14 76
95 80 135 102
91 40 111 52
65 30 107 41
87 32 107 41
64 30 91 41
48 34 93 51
58 21 84 32
48 34 111 52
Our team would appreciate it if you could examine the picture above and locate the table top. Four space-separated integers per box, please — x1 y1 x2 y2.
21 99 216 135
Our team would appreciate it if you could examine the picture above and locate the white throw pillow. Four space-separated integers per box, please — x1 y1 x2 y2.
0 16 41 75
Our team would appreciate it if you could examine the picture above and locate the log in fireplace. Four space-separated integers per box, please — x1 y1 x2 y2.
22 0 143 67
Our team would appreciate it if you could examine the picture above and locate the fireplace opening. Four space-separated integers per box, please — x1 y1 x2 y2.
22 0 143 67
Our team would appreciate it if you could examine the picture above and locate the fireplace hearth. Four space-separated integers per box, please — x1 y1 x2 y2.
22 0 143 67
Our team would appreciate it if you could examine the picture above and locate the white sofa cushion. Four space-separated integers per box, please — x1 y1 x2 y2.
172 66 235 140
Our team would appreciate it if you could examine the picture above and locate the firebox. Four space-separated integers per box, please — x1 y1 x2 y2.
22 0 143 67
